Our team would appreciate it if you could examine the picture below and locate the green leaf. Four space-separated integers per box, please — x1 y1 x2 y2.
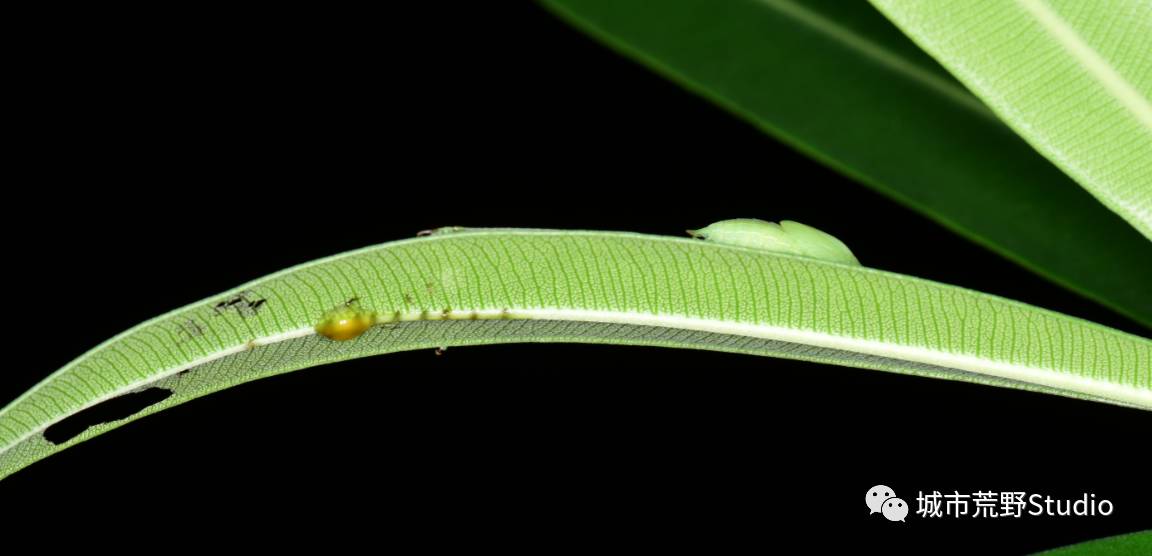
870 0 1152 242
537 0 1152 329
2 228 1149 480
1037 530 1152 555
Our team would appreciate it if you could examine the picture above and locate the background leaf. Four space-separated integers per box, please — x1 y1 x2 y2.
1038 529 1152 555
870 0 1152 242
538 0 1152 328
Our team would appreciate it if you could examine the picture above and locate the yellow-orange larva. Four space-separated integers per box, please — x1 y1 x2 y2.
315 301 376 341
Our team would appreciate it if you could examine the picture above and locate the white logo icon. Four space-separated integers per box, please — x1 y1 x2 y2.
866 485 906 522
882 497 909 522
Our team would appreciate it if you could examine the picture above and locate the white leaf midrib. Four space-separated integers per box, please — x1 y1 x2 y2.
2 307 1148 462
1015 0 1152 130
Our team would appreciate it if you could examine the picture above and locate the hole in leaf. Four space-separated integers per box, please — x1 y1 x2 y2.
43 387 173 445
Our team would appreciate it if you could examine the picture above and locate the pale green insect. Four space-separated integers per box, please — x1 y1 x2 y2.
687 218 860 266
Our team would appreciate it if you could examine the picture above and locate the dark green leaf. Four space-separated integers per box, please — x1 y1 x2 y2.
539 0 1152 329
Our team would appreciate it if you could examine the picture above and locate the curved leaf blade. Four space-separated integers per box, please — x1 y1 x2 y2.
537 0 1152 328
2 229 1149 480
1037 529 1152 555
869 0 1152 240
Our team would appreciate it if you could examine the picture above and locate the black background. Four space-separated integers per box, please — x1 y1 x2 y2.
3 2 1149 552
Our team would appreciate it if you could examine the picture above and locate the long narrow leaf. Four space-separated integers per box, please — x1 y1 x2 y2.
870 0 1152 241
2 228 1149 480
